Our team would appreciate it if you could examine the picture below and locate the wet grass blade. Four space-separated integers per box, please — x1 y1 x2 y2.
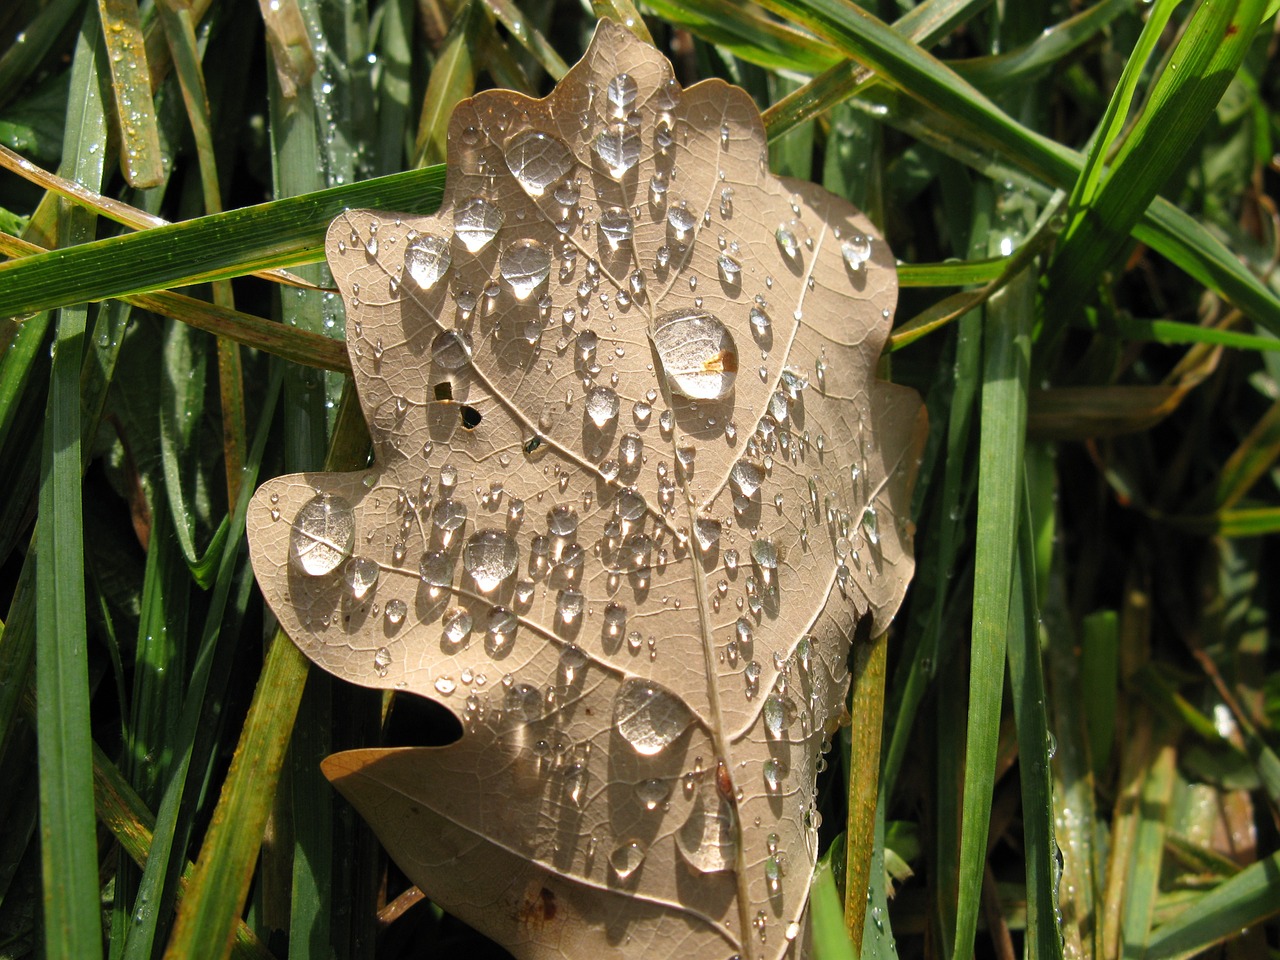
954 265 1034 960
34 10 108 959
0 164 447 318
164 386 371 960
1145 851 1280 958
412 0 478 168
1049 0 1269 322
97 0 164 187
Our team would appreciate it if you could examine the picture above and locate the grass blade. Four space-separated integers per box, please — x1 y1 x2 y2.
96 0 164 187
954 265 1034 960
34 9 109 959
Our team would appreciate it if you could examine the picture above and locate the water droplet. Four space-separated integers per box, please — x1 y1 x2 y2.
504 680 541 722
486 605 518 648
609 840 646 880
454 197 504 253
606 73 638 118
763 695 784 738
693 518 721 551
290 494 355 576
613 679 691 755
729 460 763 497
751 539 778 580
775 224 800 261
636 777 670 811
419 550 454 587
556 588 584 626
500 239 550 300
676 787 737 873
718 254 741 285
749 306 771 341
602 602 627 642
842 234 872 269
374 646 392 676
666 203 696 244
563 762 588 807
653 310 738 400
462 529 519 592
504 130 574 197
343 556 379 599
547 504 579 538
559 644 588 685
435 676 456 695
586 386 620 427
431 329 473 369
599 207 634 250
432 499 468 542
763 758 783 792
404 234 451 290
384 599 407 625
594 123 640 179
442 606 472 645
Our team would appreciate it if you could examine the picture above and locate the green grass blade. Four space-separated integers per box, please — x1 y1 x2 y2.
97 0 164 187
35 9 108 958
1145 851 1280 958
0 164 446 318
644 0 840 74
811 859 857 960
1049 0 1269 321
412 0 478 168
1007 458 1063 960
0 0 85 111
163 384 370 960
954 265 1034 960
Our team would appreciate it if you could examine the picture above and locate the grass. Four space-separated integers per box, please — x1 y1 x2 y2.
1 0 1279 958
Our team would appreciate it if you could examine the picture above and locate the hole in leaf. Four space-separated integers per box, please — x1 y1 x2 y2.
384 691 464 747
434 381 453 401
459 405 482 429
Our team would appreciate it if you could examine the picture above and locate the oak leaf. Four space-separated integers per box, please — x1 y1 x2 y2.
247 19 925 960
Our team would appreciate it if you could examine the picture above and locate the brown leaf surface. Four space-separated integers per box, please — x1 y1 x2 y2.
246 20 925 960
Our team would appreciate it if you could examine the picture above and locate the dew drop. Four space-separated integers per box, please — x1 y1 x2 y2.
404 234 451 290
666 203 696 244
290 494 355 576
636 777 670 811
442 606 473 645
419 550 454 587
499 239 551 300
547 504 579 538
652 310 738 401
609 840 646 880
454 197 504 253
676 786 737 873
462 529 519 592
594 123 640 179
343 556 379 599
763 758 783 792
613 679 691 755
431 329 473 369
717 254 741 285
693 517 721 551
374 646 392 676
598 207 634 250
586 386 620 427
606 72 639 117
503 130 574 197
842 234 872 269
729 460 763 497
486 605 517 648
775 224 800 261
384 599 407 626
435 676 456 695
763 694 785 738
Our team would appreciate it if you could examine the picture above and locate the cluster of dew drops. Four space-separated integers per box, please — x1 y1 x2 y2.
273 55 893 950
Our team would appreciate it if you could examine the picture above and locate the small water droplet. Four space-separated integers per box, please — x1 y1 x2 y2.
594 123 640 179
343 556 379 599
462 529 519 592
374 646 392 676
636 777 670 811
842 234 872 269
586 386 620 427
609 840 646 880
384 599 407 626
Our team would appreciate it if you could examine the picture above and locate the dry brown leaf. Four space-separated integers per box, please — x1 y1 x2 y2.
246 20 925 960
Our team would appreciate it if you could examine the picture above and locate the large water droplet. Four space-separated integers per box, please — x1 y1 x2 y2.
594 123 640 179
290 494 355 576
652 310 738 401
419 550 454 587
613 679 691 755
504 680 541 722
676 786 737 873
500 239 550 301
344 556 379 599
693 518 721 551
454 197 504 253
442 606 472 645
462 529 519 592
504 130 574 197
585 386 620 427
486 605 518 649
618 432 643 468
404 234 451 290
432 498 469 541
431 329 473 369
374 646 392 676
763 758 783 792
609 840 646 880
763 694 785 738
